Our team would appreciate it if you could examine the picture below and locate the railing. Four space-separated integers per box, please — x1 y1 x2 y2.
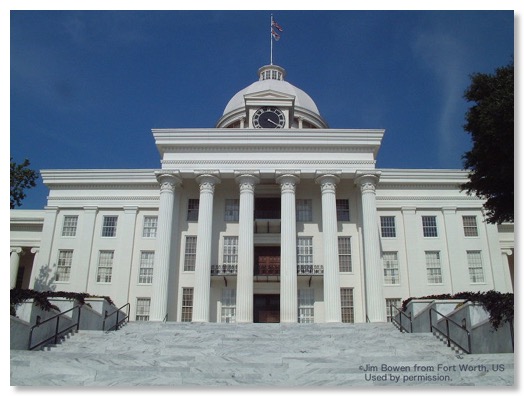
297 264 324 275
103 303 130 332
429 307 471 354
28 305 82 351
390 305 412 333
211 264 238 275
256 262 280 275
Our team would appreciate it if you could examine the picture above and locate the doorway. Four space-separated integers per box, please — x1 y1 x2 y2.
254 246 280 275
254 294 280 323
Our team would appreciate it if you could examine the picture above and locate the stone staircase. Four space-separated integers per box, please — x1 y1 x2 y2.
10 322 514 386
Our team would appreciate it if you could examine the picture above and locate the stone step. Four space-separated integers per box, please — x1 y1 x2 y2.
11 322 514 386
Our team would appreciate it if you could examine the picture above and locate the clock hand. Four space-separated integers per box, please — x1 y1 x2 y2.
266 118 279 126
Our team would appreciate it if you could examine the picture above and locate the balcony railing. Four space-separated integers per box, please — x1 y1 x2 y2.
211 264 238 275
210 263 324 276
297 264 324 275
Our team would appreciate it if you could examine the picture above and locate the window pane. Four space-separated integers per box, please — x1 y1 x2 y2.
187 199 199 221
422 216 438 237
425 251 442 284
56 250 73 282
340 288 354 323
181 288 193 322
380 216 396 238
296 199 312 222
298 289 315 323
102 216 118 237
143 216 158 238
184 236 197 271
338 237 352 272
463 216 479 237
383 252 400 284
62 216 78 237
467 251 484 283
336 199 350 221
224 199 239 221
386 298 402 322
97 251 114 283
136 298 151 321
139 251 154 284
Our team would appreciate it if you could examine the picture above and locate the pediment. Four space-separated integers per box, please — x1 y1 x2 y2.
244 89 296 107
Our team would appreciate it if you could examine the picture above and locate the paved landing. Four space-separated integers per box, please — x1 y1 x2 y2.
10 322 514 386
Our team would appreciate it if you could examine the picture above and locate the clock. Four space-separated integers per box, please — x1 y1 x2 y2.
252 107 285 128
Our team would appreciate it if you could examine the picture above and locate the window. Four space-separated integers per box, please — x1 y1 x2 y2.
338 237 352 272
463 216 479 237
142 216 158 238
138 251 154 284
467 251 485 283
383 252 400 285
380 216 396 238
187 199 199 221
296 199 313 222
102 216 118 237
340 288 354 323
56 250 73 282
336 199 350 221
298 289 315 323
386 298 402 322
184 236 197 271
136 298 151 321
181 288 194 322
223 236 238 266
221 289 236 323
422 216 438 237
425 251 442 284
224 199 239 221
61 216 78 237
97 251 114 283
297 237 313 272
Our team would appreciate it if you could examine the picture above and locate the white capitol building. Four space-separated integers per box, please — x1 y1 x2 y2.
10 63 514 324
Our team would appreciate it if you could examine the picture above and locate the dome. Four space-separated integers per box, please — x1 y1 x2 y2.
223 78 320 116
217 64 328 129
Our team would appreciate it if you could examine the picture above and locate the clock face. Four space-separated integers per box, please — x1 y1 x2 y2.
252 107 285 129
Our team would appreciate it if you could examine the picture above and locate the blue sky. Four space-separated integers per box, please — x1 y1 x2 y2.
9 8 515 209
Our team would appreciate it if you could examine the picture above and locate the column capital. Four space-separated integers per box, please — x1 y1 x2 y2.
11 247 23 255
196 173 221 194
276 173 300 194
501 249 514 256
315 173 340 193
235 172 260 192
31 247 40 254
155 171 182 192
355 171 381 194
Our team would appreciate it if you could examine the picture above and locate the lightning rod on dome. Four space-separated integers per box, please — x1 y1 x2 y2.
270 14 283 65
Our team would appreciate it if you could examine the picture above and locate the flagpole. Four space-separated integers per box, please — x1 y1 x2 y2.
270 14 273 65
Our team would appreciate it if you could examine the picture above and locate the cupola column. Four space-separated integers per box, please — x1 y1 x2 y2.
235 172 259 323
356 172 386 322
277 173 300 323
316 173 342 322
10 247 23 289
192 173 221 322
150 171 181 321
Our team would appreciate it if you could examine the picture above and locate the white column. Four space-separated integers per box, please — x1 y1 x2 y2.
356 172 386 322
277 173 300 323
501 249 514 292
30 206 59 290
10 247 23 288
150 171 181 322
192 173 220 322
316 173 342 323
235 172 259 323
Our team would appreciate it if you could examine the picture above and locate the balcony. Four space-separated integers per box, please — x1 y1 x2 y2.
297 264 324 275
211 264 238 276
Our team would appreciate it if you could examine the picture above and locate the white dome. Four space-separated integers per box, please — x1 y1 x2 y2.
223 78 320 116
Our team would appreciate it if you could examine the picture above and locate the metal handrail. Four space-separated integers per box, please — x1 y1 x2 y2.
28 305 82 350
103 303 130 332
429 307 471 354
390 305 412 333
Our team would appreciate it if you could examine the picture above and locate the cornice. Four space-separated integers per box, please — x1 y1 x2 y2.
161 159 376 166
48 196 160 201
376 195 480 201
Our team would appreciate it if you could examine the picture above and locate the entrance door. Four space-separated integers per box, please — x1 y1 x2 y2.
254 246 280 275
254 294 280 323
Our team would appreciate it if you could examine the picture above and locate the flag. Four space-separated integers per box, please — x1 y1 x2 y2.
272 20 283 32
271 29 280 41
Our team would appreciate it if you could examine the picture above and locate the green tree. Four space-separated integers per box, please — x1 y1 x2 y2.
462 61 514 224
10 158 38 209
